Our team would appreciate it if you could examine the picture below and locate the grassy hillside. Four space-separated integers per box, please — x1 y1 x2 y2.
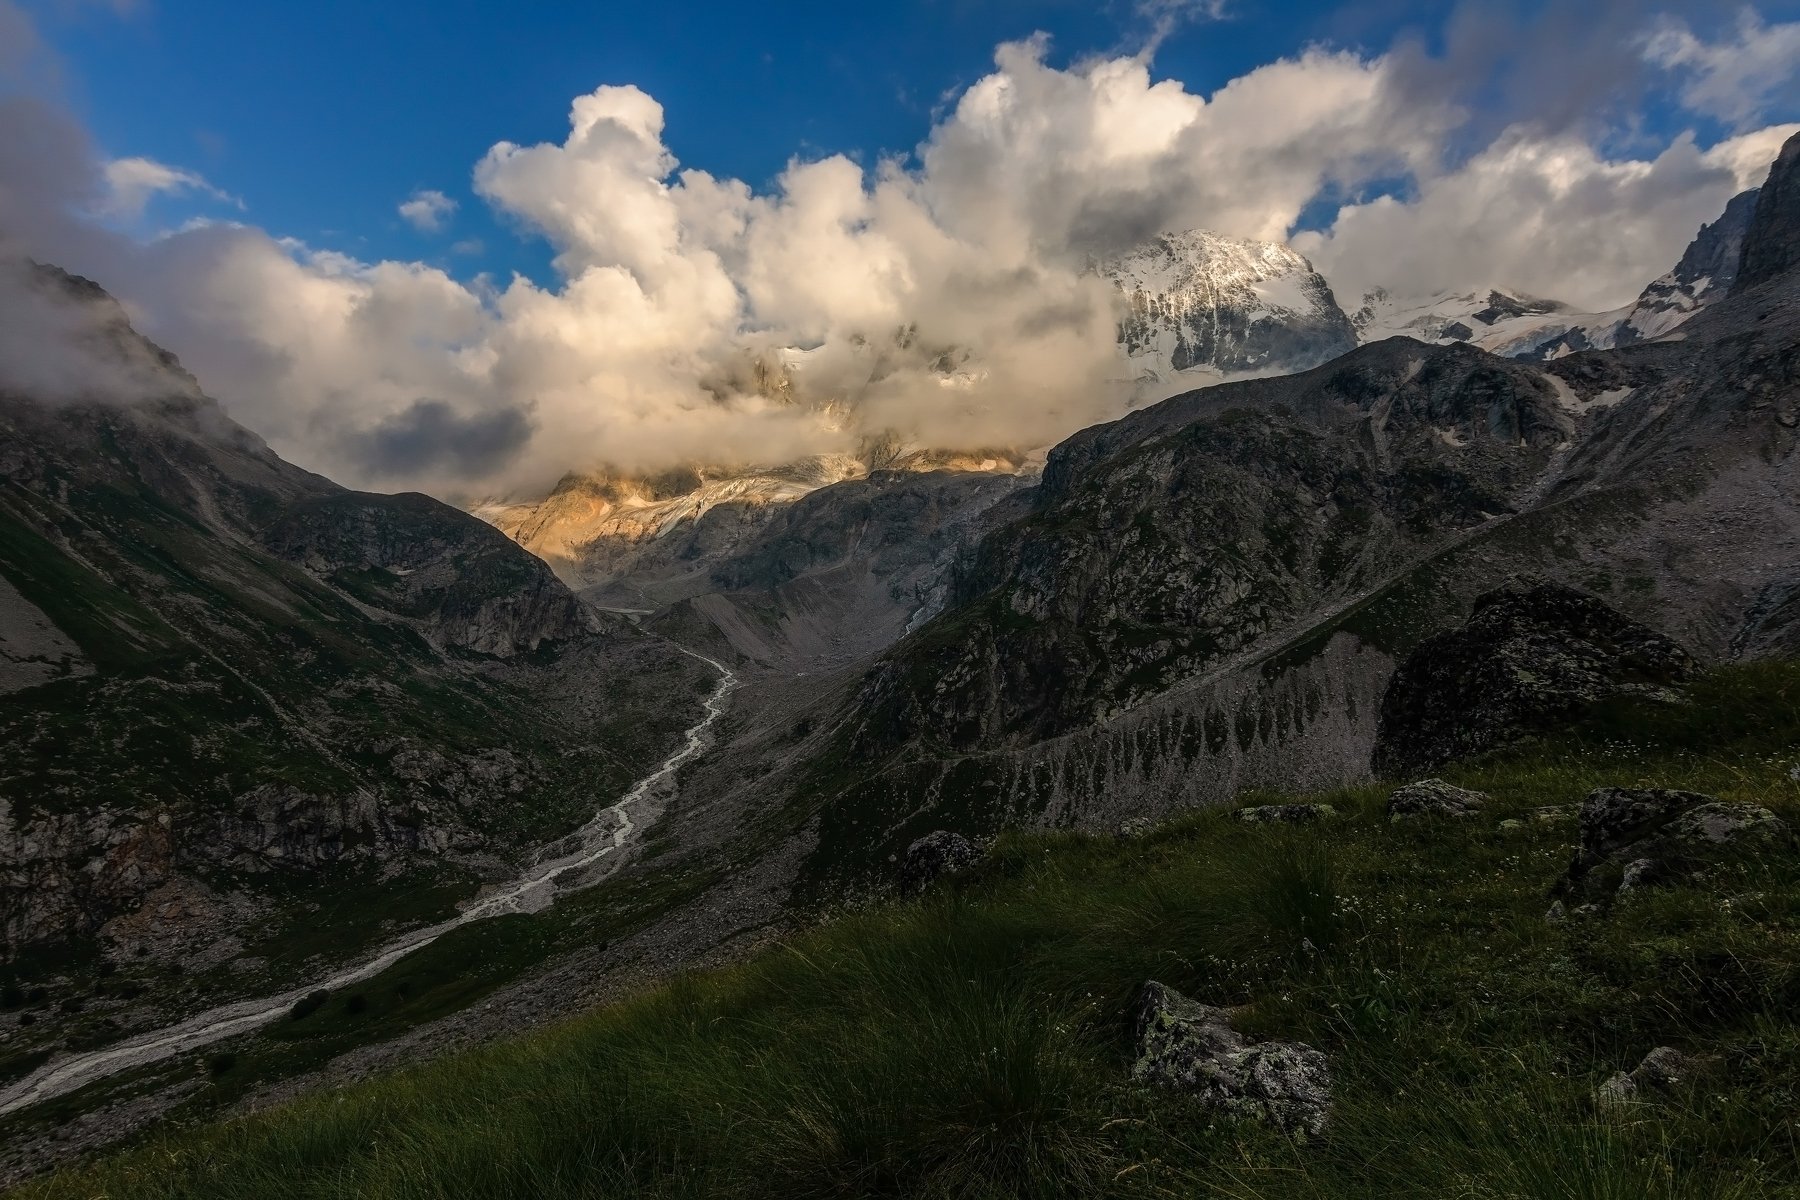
13 662 1800 1200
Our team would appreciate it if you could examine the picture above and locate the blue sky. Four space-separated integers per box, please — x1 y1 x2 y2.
34 0 1786 281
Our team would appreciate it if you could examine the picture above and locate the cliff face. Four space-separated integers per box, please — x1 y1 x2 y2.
1736 132 1800 294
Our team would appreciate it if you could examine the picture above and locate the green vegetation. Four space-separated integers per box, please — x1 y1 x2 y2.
13 661 1800 1199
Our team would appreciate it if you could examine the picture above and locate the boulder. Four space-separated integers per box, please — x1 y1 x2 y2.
1597 1046 1711 1108
1115 817 1154 840
1387 779 1489 821
898 831 981 897
1233 804 1337 824
1372 584 1693 778
1558 788 1790 898
1131 981 1331 1138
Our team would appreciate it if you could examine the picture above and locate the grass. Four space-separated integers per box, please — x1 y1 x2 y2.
11 661 1800 1199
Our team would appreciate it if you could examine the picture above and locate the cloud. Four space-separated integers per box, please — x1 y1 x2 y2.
1134 0 1229 53
0 254 201 406
398 188 457 233
99 156 238 220
350 398 535 478
1295 122 1800 311
1644 9 1800 129
3 11 1797 503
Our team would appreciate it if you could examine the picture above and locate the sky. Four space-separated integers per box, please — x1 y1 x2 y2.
3 0 1799 500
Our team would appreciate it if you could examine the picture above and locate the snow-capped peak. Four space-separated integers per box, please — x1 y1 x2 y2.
1095 229 1358 397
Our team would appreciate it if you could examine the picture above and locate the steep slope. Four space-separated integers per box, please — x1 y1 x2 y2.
0 263 709 972
751 134 1800 893
1738 134 1800 292
1101 230 1357 394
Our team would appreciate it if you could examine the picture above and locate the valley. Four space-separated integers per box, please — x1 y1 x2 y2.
1 56 1798 1197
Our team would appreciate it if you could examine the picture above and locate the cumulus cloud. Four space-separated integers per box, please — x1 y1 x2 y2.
397 188 457 233
3 11 1797 502
1644 9 1800 129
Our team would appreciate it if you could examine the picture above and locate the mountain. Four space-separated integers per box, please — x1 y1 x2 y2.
0 262 709 969
1099 230 1358 395
1615 187 1760 339
719 133 1800 895
1353 189 1762 361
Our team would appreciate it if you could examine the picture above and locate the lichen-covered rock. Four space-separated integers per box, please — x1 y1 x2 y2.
1233 804 1337 824
1372 584 1693 778
1131 981 1332 1138
1597 1046 1711 1108
1558 788 1790 898
1116 817 1154 840
898 831 981 896
1387 779 1489 820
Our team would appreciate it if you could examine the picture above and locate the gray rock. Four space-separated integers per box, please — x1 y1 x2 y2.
1233 804 1337 824
1131 981 1332 1138
898 831 981 897
1116 817 1154 840
1618 858 1663 892
1597 1046 1709 1108
1664 802 1788 849
1545 900 1567 923
1559 788 1790 898
1387 779 1489 821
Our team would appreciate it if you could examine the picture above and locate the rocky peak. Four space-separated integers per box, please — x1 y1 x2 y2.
1735 130 1800 294
1098 229 1358 385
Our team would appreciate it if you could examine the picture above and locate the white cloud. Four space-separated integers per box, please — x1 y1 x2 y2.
1135 0 1229 53
1644 9 1800 129
99 156 237 220
398 188 458 233
4 22 1795 502
1295 122 1800 312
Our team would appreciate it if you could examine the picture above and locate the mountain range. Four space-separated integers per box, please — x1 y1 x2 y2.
1 128 1797 1178
485 185 1763 608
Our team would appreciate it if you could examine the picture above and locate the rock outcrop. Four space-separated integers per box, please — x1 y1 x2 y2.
1557 787 1789 899
1597 1046 1712 1108
1131 981 1332 1138
1372 585 1694 778
898 831 981 897
1386 779 1489 820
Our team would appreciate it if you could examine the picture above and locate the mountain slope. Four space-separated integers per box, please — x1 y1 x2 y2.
0 263 709 975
